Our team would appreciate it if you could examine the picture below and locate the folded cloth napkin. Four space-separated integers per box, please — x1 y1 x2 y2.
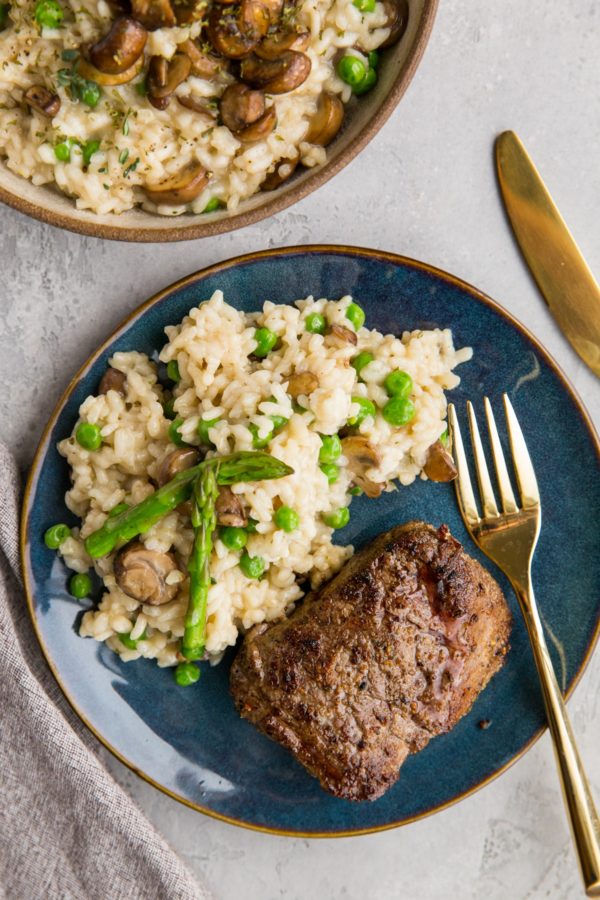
0 442 211 900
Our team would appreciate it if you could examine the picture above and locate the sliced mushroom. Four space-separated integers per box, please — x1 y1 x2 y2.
260 154 298 190
98 367 127 396
207 0 270 60
157 447 202 487
380 0 409 48
77 54 144 86
177 94 218 117
130 0 176 29
144 161 209 205
286 371 318 398
114 542 178 605
179 38 224 77
422 440 457 483
173 0 211 24
256 28 309 60
329 323 358 345
237 105 276 141
240 50 311 93
23 86 60 118
88 16 147 74
305 92 343 146
220 82 264 132
215 486 248 527
147 52 191 108
341 436 383 498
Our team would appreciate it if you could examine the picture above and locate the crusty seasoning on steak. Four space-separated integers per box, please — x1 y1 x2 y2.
230 521 511 801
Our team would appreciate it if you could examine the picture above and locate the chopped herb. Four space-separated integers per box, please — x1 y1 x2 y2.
122 107 132 135
103 182 110 189
118 148 129 164
202 197 224 213
98 165 107 173
61 47 78 62
123 157 139 177
82 138 100 167
135 78 147 97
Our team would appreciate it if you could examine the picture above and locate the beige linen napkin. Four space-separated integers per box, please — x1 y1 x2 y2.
0 442 211 900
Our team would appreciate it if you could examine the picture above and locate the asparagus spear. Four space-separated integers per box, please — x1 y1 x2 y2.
181 466 218 661
84 451 293 559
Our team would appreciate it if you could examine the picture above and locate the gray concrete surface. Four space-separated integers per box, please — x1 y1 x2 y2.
1 0 599 897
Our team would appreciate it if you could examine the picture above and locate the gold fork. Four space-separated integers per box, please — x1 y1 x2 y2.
448 394 600 897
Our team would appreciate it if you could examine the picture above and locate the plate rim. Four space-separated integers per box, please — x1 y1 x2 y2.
21 244 600 837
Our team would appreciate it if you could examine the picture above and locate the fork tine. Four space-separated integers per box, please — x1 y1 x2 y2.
484 397 519 513
467 402 500 518
448 404 480 526
503 394 541 509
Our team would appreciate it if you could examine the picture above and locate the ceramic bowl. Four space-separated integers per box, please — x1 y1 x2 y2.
0 1 437 242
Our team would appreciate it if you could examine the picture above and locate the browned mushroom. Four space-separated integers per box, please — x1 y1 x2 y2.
256 28 309 59
422 440 457 483
156 447 202 487
286 371 318 398
130 0 176 29
220 82 264 132
240 50 311 93
379 0 409 48
144 161 209 205
341 436 383 498
114 542 179 605
177 94 218 117
23 86 60 118
207 0 270 59
88 16 147 74
179 38 223 77
172 0 211 24
237 106 276 141
329 323 358 345
215 486 248 527
77 54 144 86
260 154 298 190
98 367 127 396
305 92 343 146
147 52 191 109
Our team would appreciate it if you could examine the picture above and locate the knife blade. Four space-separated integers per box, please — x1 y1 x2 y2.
495 130 600 377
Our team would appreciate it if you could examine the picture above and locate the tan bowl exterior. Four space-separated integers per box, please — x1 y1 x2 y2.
0 0 437 242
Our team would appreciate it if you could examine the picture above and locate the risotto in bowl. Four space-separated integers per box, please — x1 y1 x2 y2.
0 0 437 239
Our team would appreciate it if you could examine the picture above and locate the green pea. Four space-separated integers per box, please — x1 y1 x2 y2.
167 360 180 383
82 139 100 168
320 463 339 484
135 77 147 96
348 396 376 426
249 423 273 449
197 416 220 445
440 428 449 446
351 351 374 378
368 50 379 68
240 552 265 579
319 434 342 464
174 662 200 686
354 67 377 96
337 55 367 87
245 518 258 533
54 139 74 162
118 627 147 650
44 523 71 549
322 507 350 529
274 505 299 532
108 503 129 517
305 312 327 334
163 397 176 420
382 396 416 427
81 80 101 108
221 526 248 551
253 327 279 358
168 417 187 447
353 0 375 10
75 422 102 451
349 485 363 496
69 572 92 599
384 369 413 398
34 0 63 28
202 197 224 213
346 303 365 330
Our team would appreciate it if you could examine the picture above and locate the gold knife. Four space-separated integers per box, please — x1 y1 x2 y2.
495 130 600 377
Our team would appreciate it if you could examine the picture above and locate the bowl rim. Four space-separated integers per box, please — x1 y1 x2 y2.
20 244 600 836
0 1 438 243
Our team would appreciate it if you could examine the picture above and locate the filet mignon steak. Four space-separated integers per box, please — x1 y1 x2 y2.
230 521 511 801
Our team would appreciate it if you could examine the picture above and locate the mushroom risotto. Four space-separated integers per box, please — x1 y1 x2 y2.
0 0 408 215
47 291 472 678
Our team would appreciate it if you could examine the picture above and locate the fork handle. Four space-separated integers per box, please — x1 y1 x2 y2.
517 581 600 897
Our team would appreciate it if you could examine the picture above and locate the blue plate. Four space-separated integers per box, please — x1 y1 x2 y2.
21 247 600 836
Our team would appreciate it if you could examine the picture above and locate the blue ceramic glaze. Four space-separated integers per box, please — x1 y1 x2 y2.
22 248 600 836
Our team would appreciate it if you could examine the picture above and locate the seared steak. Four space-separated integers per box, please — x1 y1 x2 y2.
230 522 511 801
